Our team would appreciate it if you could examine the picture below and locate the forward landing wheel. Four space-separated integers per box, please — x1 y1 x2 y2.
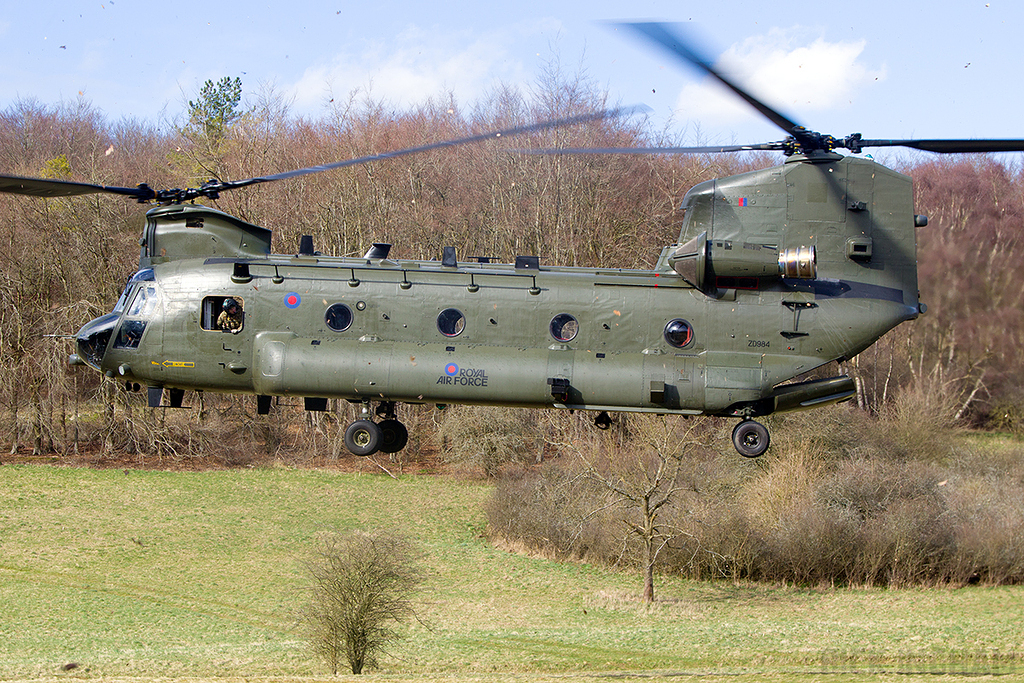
345 419 382 456
377 419 409 454
732 420 770 458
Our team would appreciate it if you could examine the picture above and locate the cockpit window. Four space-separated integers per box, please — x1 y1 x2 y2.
114 320 147 349
113 282 159 349
128 285 159 317
114 269 156 314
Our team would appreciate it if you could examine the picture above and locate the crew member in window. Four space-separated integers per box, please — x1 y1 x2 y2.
217 298 243 334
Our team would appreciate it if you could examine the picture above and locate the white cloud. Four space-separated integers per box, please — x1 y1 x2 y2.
674 28 886 133
286 23 547 115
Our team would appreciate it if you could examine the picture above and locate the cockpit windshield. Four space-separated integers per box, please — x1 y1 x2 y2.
127 285 159 317
113 280 159 350
76 269 159 368
114 268 156 314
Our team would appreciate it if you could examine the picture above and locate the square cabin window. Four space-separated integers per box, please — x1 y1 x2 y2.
201 296 245 331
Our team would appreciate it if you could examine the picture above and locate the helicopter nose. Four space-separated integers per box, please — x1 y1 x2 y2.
74 312 120 371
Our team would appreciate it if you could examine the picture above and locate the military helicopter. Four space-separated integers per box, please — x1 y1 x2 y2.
3 22 1023 459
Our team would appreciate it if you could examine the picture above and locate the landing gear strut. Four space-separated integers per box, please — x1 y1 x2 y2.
732 419 770 458
343 401 409 456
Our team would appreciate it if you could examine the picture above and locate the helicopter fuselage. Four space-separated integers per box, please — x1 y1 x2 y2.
73 152 923 456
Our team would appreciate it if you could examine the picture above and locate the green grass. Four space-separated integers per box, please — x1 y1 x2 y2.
1 464 1022 682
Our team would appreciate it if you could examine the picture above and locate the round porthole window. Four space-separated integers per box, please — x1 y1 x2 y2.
325 303 353 332
549 313 579 342
437 308 466 337
664 318 694 348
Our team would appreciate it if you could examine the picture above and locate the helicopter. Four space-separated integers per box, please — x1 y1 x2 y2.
3 22 1024 460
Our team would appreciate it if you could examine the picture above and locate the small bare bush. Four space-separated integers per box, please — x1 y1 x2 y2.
301 531 424 675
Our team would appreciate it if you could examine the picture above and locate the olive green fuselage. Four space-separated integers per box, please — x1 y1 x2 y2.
84 153 921 419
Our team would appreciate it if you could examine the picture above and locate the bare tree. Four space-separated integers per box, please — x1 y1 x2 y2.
301 530 424 675
577 416 705 602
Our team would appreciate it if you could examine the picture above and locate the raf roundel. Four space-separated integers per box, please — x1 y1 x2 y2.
284 292 301 309
445 363 459 376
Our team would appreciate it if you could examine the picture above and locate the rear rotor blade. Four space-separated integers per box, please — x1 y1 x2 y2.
852 138 1024 154
616 21 806 140
520 142 785 155
524 136 1024 159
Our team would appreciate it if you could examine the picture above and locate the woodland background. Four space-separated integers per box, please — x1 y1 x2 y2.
2 72 1023 587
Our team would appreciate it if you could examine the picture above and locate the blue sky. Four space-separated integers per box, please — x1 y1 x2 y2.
0 1 1020 151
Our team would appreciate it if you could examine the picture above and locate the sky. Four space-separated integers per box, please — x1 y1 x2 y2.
0 1 1021 155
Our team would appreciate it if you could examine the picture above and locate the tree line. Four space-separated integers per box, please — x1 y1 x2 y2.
0 72 1022 460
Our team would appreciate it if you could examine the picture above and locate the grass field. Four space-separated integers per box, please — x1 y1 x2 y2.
1 463 1022 682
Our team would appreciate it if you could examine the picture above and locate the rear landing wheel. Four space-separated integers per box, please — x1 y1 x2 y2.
732 420 770 458
345 419 382 456
377 419 409 454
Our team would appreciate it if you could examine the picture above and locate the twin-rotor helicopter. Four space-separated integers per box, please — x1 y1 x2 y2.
3 22 1022 458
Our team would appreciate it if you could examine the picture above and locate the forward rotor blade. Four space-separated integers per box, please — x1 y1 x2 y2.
218 105 647 193
1 105 642 203
0 174 154 200
615 21 805 139
854 138 1024 154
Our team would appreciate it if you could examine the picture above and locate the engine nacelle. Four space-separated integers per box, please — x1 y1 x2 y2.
669 231 815 293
